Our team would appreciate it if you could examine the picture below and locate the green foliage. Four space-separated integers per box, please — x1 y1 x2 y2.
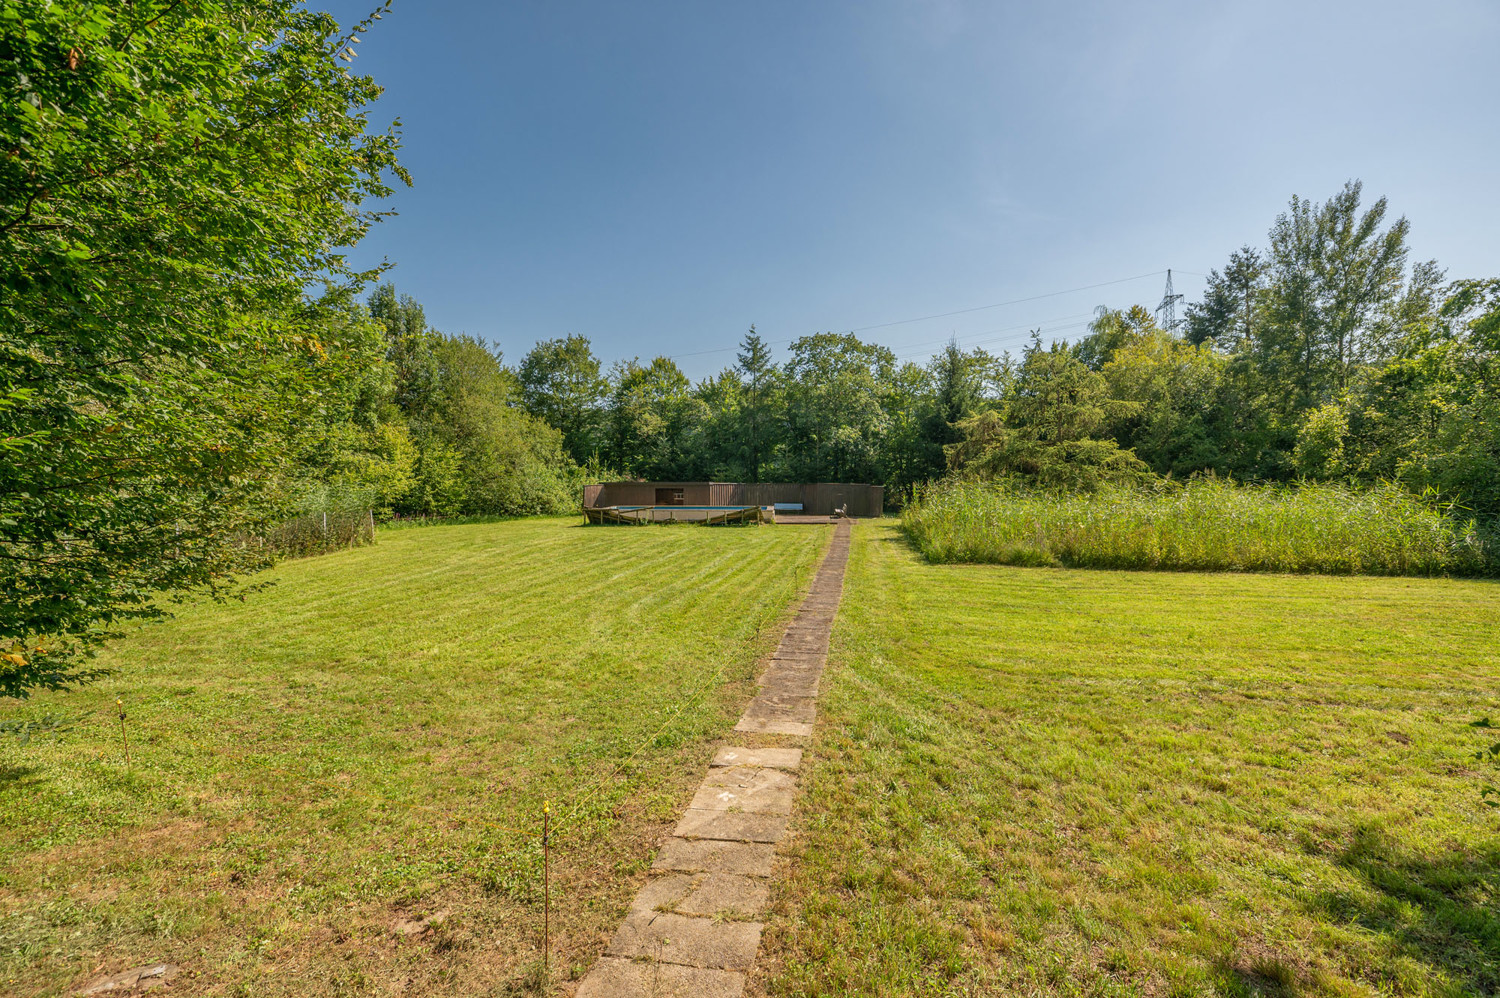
782 333 898 483
581 328 1003 495
1099 317 1229 475
1293 399 1353 478
365 284 582 518
903 477 1487 575
605 356 706 480
946 335 1150 490
517 335 607 463
1469 717 1500 811
0 1 406 697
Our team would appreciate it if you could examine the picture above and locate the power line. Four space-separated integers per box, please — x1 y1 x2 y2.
664 269 1170 363
884 310 1099 359
892 319 1096 363
847 270 1167 333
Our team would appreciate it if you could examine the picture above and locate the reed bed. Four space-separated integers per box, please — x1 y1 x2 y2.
259 482 378 557
903 478 1490 576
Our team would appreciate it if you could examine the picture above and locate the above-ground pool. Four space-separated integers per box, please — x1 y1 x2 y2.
583 504 773 525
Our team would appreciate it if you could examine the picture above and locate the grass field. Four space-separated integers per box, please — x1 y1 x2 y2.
759 521 1500 998
0 518 828 997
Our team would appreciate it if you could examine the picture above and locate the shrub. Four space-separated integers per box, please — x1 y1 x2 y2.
902 478 1490 576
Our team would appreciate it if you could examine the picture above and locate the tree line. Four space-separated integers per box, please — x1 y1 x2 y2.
402 179 1496 531
3 0 1495 700
87 174 1491 538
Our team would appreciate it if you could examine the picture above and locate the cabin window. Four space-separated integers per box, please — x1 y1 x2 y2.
655 488 685 505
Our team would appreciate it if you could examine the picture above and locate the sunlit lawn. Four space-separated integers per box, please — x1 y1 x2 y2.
0 517 828 997
760 520 1500 998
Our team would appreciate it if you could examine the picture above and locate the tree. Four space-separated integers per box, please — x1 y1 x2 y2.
1099 317 1229 477
517 335 606 463
0 1 406 697
692 369 749 481
947 336 1149 490
734 327 779 482
882 340 999 493
1076 305 1159 370
1261 181 1413 398
783 333 895 483
1378 278 1500 522
606 356 706 479
1185 247 1267 349
367 284 579 517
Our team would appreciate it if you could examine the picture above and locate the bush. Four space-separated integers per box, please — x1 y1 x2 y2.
902 478 1490 576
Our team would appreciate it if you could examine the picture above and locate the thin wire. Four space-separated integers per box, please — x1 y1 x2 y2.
664 270 1170 362
261 638 752 843
549 657 731 833
882 310 1099 359
893 320 1095 362
267 767 538 839
846 271 1167 333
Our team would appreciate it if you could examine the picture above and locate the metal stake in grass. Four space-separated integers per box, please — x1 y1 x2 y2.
542 800 550 991
116 699 130 765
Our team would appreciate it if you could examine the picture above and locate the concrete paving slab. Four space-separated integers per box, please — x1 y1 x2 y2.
740 694 817 724
576 956 746 998
710 747 802 770
777 636 830 655
733 716 814 737
690 766 796 814
676 873 771 918
606 911 763 970
770 649 825 665
702 765 797 789
628 873 694 914
654 838 775 876
583 520 848 994
781 622 831 640
674 808 787 843
761 657 822 675
758 669 819 697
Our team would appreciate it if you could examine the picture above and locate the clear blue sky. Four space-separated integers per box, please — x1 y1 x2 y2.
323 0 1499 379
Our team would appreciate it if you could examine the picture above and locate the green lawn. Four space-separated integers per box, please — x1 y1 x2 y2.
759 521 1500 998
0 517 828 997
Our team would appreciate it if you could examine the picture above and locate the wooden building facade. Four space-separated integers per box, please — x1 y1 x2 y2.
583 481 885 517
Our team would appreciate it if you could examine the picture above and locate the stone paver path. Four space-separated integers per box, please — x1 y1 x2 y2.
576 520 852 998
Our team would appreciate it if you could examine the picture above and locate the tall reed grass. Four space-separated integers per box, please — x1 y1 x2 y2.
902 478 1491 576
260 482 378 558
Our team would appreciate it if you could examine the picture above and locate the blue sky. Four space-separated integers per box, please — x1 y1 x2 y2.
324 0 1499 379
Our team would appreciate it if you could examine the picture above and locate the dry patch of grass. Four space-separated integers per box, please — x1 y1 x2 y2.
0 517 828 997
759 520 1500 998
